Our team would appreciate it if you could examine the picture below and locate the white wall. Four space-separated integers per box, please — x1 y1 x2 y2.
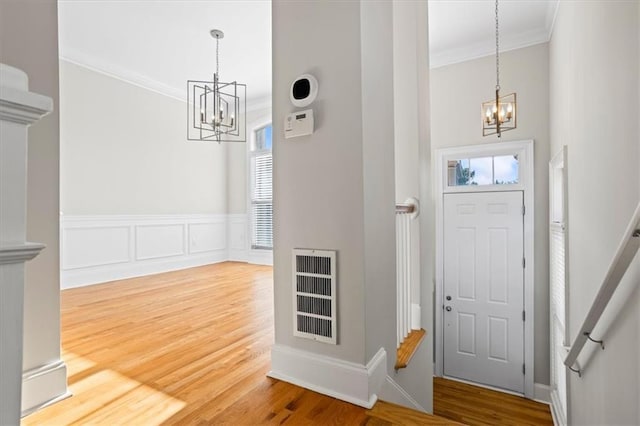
59 60 227 215
0 0 68 415
430 43 551 386
549 2 639 424
389 0 434 412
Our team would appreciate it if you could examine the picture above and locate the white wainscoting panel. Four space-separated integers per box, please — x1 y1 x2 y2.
61 215 228 289
189 222 226 254
62 226 130 269
228 214 248 262
135 224 185 261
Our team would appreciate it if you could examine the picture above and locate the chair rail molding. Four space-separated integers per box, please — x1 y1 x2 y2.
0 63 58 425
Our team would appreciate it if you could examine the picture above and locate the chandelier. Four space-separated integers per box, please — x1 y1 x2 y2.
482 0 516 137
187 29 246 142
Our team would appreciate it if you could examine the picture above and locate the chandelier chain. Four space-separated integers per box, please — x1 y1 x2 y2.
495 0 500 90
215 36 220 79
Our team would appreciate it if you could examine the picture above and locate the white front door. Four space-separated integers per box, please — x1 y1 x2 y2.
443 191 524 393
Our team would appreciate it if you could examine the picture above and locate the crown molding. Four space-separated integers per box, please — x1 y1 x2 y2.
60 52 271 113
430 26 551 69
430 1 558 70
545 1 560 41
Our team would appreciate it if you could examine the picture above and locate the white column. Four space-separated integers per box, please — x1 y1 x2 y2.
0 64 52 426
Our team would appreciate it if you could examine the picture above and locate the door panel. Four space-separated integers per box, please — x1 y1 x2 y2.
443 191 524 393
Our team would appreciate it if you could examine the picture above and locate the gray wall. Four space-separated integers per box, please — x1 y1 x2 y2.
272 0 367 364
549 2 639 424
60 60 228 215
430 43 551 385
272 0 431 409
0 0 65 405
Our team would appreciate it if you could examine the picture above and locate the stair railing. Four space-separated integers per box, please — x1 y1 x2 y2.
395 200 419 347
564 202 640 376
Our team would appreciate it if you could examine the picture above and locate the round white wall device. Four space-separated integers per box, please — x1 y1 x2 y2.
290 74 318 108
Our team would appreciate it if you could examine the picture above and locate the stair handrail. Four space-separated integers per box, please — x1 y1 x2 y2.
395 197 420 217
564 202 640 376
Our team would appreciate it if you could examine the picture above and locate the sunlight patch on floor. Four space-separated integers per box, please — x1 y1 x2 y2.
23 351 186 426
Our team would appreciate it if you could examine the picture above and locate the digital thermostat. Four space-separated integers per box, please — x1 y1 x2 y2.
284 109 314 139
290 74 318 108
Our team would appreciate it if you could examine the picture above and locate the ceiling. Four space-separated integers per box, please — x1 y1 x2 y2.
58 0 557 107
58 0 272 108
428 0 558 68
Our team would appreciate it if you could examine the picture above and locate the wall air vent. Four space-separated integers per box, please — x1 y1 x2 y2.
292 249 337 344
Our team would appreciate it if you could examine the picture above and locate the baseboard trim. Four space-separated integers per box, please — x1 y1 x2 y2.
268 344 387 409
247 249 273 266
21 360 69 417
549 389 567 426
534 382 551 404
380 376 427 412
62 252 227 289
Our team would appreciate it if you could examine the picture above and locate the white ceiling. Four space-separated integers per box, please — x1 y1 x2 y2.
428 0 558 68
58 0 557 106
58 0 272 108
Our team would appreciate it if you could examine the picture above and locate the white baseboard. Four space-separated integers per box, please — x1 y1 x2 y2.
21 360 70 417
549 389 567 426
534 382 551 404
379 376 427 412
268 344 387 408
62 252 227 289
247 249 273 266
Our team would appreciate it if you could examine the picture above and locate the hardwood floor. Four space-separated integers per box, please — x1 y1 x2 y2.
23 262 551 425
433 378 553 426
23 263 447 425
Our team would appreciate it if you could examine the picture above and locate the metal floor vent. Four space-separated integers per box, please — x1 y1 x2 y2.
292 249 337 344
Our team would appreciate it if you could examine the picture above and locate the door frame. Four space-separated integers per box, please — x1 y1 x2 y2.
434 139 535 399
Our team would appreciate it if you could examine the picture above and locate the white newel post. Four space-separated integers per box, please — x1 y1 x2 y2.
0 64 52 425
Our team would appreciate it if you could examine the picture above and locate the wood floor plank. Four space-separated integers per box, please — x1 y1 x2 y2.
433 377 553 426
23 262 552 425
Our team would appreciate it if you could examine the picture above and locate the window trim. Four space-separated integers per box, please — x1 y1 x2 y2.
246 116 273 264
442 146 526 194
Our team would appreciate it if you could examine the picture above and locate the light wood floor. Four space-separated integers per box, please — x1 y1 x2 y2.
23 262 551 425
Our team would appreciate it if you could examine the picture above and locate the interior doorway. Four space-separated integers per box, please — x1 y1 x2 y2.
435 140 535 398
443 190 525 393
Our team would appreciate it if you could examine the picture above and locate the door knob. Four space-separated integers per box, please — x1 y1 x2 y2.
445 306 452 312
446 295 452 301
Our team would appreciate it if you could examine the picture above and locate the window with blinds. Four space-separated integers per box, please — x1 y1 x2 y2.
250 124 273 250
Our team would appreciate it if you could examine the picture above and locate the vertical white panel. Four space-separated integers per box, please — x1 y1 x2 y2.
488 316 508 361
488 228 508 304
550 226 566 332
457 228 476 300
457 313 476 355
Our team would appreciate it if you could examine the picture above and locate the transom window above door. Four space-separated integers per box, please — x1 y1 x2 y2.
447 155 519 187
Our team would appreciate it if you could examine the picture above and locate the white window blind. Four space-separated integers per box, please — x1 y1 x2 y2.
250 125 273 250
